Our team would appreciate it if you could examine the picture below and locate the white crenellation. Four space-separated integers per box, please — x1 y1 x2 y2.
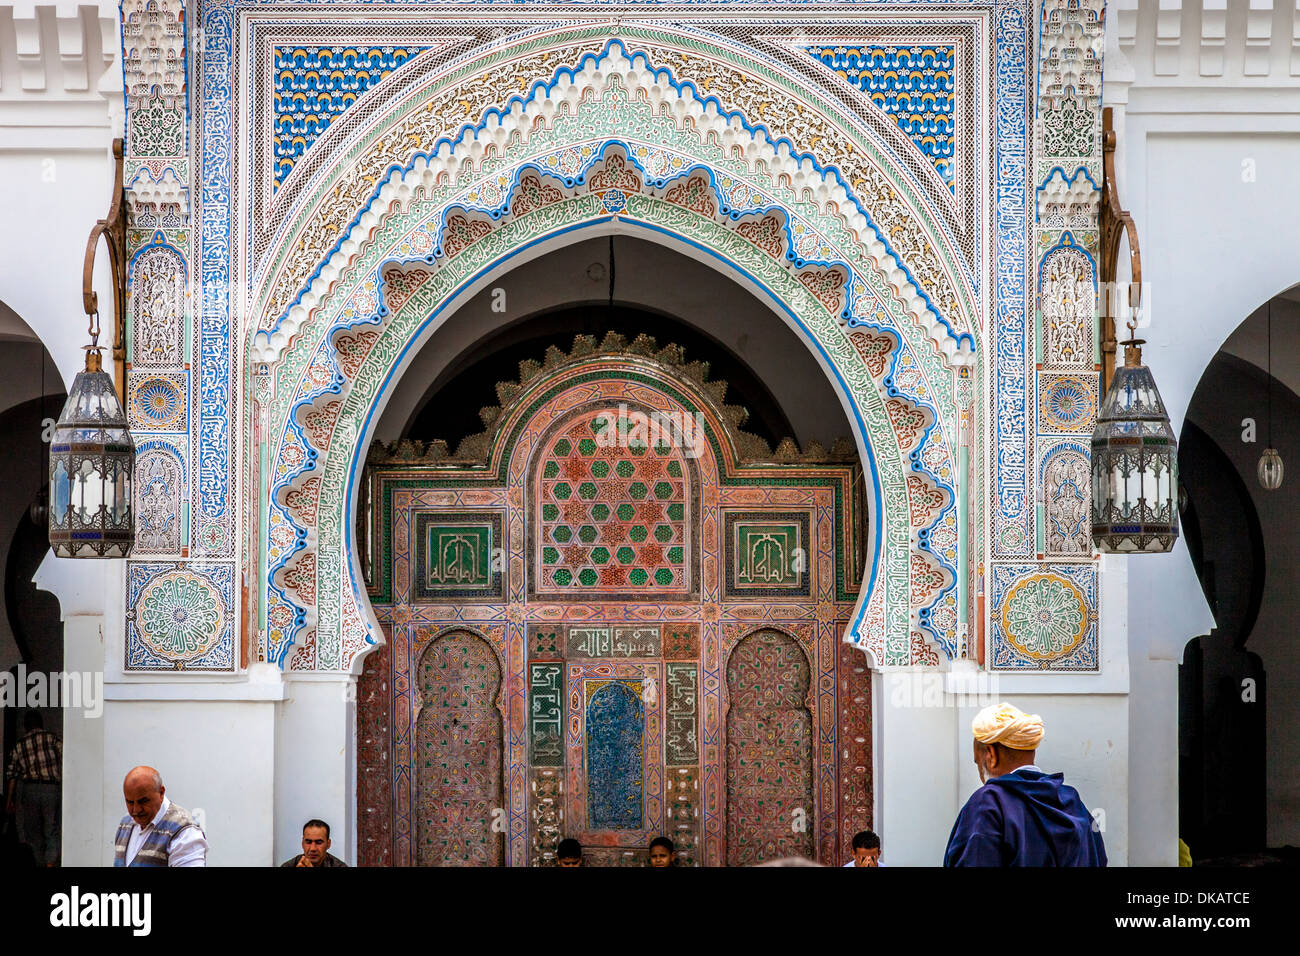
4 4 118 94
1119 0 1300 83
1245 0 1275 75
1202 0 1228 76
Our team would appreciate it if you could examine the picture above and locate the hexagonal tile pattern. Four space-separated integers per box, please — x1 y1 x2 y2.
538 410 688 592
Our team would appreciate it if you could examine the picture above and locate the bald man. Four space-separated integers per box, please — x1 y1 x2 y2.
943 702 1106 867
113 766 208 867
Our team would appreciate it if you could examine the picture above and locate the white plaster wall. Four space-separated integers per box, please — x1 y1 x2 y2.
954 694 1129 863
0 1 122 393
274 675 356 866
873 673 959 865
97 698 278 866
876 673 1129 865
60 615 105 865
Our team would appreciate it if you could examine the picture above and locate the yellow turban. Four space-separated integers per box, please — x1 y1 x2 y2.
972 702 1044 751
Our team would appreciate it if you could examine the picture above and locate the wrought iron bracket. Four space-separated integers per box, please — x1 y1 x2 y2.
82 137 127 403
1100 108 1142 392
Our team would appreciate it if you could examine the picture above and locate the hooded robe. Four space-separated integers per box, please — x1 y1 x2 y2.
943 768 1107 867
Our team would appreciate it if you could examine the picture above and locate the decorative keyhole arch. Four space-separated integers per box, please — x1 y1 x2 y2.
249 38 978 675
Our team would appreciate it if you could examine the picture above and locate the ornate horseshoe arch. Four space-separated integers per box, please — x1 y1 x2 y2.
246 35 980 676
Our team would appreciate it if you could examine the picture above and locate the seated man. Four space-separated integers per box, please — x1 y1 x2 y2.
281 819 348 867
556 838 582 867
648 836 674 868
843 830 883 867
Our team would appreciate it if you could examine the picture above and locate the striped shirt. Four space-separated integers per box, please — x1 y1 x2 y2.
5 729 62 783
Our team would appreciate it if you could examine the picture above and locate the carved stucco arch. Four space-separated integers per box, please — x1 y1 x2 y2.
249 38 979 674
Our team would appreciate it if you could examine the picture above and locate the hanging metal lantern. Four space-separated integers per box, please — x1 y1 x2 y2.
49 137 134 557
1257 302 1283 491
1258 447 1284 491
1093 109 1178 553
1091 341 1179 553
49 348 134 557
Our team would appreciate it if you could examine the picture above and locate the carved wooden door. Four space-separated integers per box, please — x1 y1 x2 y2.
725 628 814 866
415 630 504 866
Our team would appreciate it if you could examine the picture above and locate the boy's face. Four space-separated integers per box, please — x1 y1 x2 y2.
853 846 881 867
557 855 581 867
648 845 673 867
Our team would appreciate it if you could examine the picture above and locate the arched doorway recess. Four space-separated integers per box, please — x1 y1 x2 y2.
249 38 975 685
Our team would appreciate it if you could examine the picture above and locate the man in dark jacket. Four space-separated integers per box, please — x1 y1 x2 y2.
281 819 348 867
944 702 1106 867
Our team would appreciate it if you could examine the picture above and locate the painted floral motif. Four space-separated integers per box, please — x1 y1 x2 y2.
130 244 185 367
138 572 225 661
885 398 928 449
130 376 185 429
289 628 317 671
510 171 565 217
736 214 784 259
909 553 946 603
909 630 941 667
663 172 716 217
1043 447 1091 555
334 329 381 379
440 212 492 257
301 400 342 451
1001 573 1088 660
380 266 433 315
282 551 318 606
135 448 183 553
305 356 335 391
906 475 946 528
797 267 848 314
284 476 322 527
848 329 895 380
197 521 226 555
588 151 643 194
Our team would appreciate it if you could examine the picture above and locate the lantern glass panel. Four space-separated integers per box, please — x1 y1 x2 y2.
52 460 69 524
112 467 130 524
76 458 102 522
48 365 135 558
